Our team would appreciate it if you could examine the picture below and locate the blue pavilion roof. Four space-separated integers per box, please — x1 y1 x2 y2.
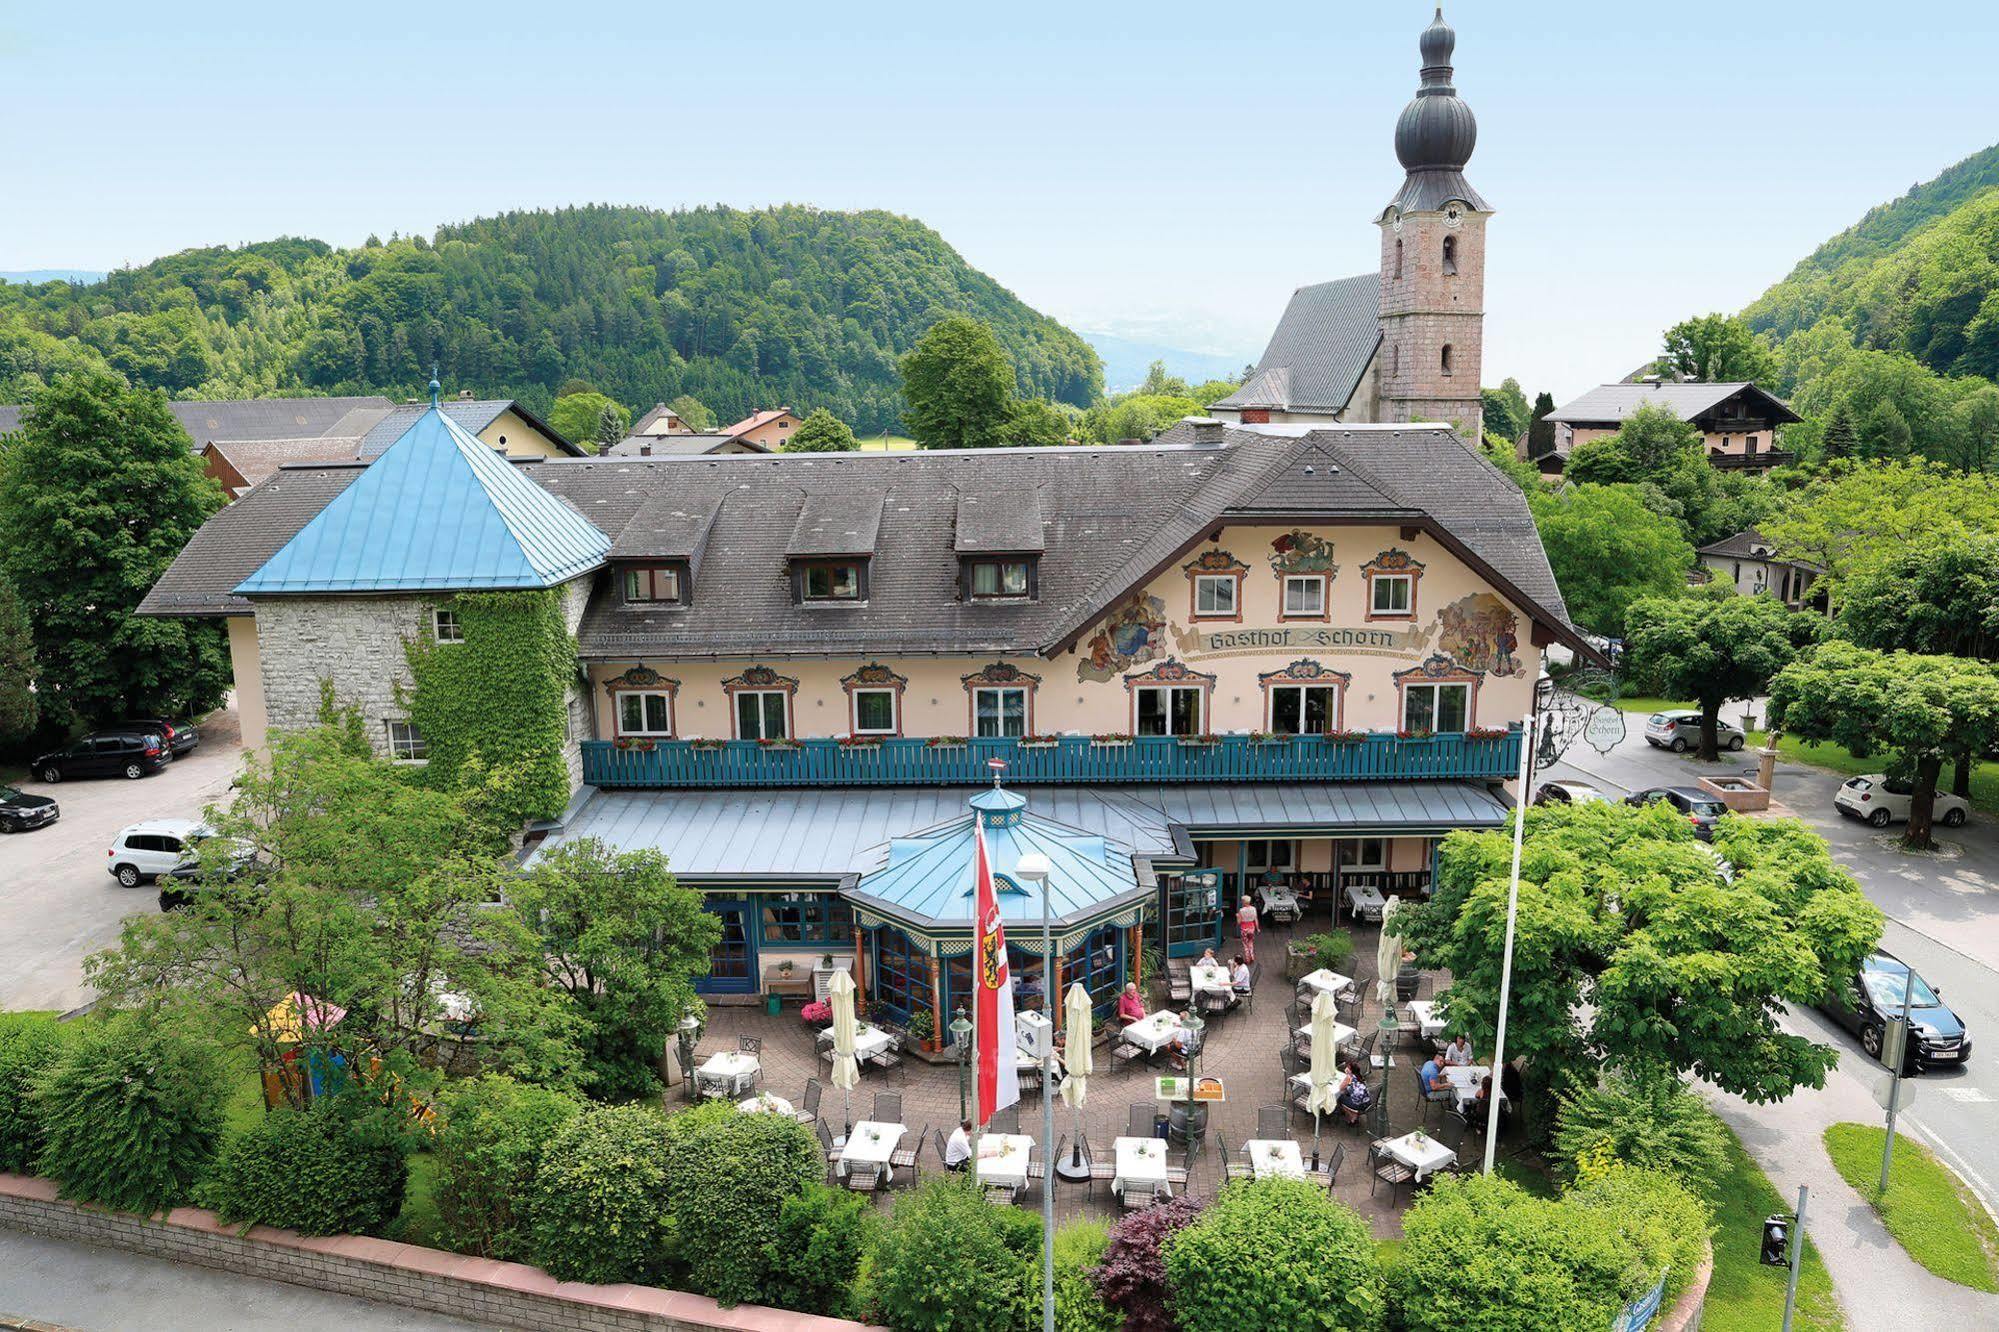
852 789 1146 932
234 406 609 595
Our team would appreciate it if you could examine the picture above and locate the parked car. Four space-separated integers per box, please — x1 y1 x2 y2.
1643 710 1745 753
1833 774 1970 829
32 730 168 782
1533 780 1608 806
116 716 199 758
1819 951 1971 1070
107 819 213 887
157 845 266 911
1625 785 1728 839
0 784 59 833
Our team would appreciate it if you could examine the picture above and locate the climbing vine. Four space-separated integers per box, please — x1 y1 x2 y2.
401 589 576 827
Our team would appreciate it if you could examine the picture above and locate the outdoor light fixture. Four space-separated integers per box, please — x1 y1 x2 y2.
950 1005 973 1121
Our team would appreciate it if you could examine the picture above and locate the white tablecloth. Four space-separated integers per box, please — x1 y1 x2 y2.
838 1120 905 1178
1299 969 1355 998
1344 883 1387 918
1123 1010 1185 1054
1190 964 1231 996
1259 885 1301 916
1441 1064 1507 1112
820 1023 894 1061
1382 1130 1456 1180
1245 1138 1306 1180
1289 1070 1352 1105
1295 1021 1358 1049
975 1134 1036 1189
1113 1136 1170 1200
696 1052 759 1096
738 1094 792 1116
1408 999 1447 1039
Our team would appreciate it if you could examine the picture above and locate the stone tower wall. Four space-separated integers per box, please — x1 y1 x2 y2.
1377 210 1487 441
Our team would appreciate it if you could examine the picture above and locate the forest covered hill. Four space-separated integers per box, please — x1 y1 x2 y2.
0 205 1103 434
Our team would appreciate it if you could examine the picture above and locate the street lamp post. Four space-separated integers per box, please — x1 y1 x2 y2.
1371 1001 1398 1138
1014 852 1058 1332
950 1005 973 1123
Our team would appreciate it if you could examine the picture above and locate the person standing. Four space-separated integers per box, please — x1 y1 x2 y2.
1236 894 1260 965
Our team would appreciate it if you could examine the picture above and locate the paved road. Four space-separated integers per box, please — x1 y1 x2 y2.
0 1230 491 1331
0 702 245 1012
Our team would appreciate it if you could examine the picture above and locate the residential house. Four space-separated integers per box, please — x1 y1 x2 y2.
1696 528 1821 609
1534 381 1801 474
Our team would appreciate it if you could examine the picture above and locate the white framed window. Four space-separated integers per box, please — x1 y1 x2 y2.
1268 684 1339 734
1193 575 1237 618
1282 575 1326 618
1371 574 1414 616
432 608 463 643
1337 838 1386 870
1401 682 1470 734
973 687 1027 738
1136 686 1204 736
851 687 898 735
735 690 790 741
615 691 674 737
623 566 683 604
385 720 428 762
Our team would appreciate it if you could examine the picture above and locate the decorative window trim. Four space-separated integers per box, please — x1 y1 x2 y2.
1278 573 1329 623
431 607 464 644
723 665 799 741
1362 549 1426 622
604 666 682 739
841 662 908 737
1182 550 1248 623
1123 658 1216 736
961 661 1041 737
1256 659 1351 733
1391 655 1482 732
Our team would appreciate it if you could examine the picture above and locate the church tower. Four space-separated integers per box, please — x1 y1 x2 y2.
1377 8 1490 442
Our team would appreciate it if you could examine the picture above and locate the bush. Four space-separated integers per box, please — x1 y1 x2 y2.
1551 1071 1733 1197
526 1104 674 1285
0 1014 74 1174
663 1110 820 1306
433 1075 580 1260
33 1017 226 1214
873 1178 1036 1331
1390 1172 1639 1332
761 1183 878 1319
1051 1219 1119 1332
1302 931 1356 973
1165 1179 1382 1331
203 1101 407 1236
1568 1164 1714 1304
1092 1193 1201 1332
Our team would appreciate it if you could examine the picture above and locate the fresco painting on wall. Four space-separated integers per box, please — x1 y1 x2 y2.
1268 531 1338 577
1080 594 1200 682
1435 592 1524 678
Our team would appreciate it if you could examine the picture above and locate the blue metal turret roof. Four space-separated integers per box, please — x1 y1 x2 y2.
233 406 609 596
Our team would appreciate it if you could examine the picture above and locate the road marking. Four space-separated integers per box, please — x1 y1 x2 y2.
1940 1087 1993 1103
1904 1114 1999 1225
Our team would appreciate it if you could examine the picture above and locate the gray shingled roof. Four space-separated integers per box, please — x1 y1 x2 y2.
954 488 1045 553
0 396 393 447
141 426 1584 658
604 434 769 456
608 492 724 564
206 436 368 488
1546 382 1800 427
787 492 885 558
1213 274 1381 414
1385 169 1490 215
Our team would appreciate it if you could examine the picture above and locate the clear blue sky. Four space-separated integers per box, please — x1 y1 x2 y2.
4 0 1995 400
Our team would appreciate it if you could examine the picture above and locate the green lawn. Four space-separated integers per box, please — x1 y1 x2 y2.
1604 696 1691 716
1823 1123 1999 1292
1704 1128 1843 1331
857 434 918 452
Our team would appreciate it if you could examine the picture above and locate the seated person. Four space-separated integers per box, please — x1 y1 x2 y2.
944 1119 973 1172
1417 1051 1449 1099
1441 1033 1476 1067
1168 1014 1200 1071
1337 1070 1374 1125
1198 947 1220 968
1116 981 1148 1025
1469 1075 1508 1133
1229 956 1252 995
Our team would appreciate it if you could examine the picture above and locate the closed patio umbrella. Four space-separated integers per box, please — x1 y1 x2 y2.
1375 896 1405 1007
1308 988 1342 1171
1059 982 1093 1177
828 969 861 1139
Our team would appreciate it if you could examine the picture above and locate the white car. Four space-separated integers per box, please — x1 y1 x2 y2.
1834 775 1969 829
1643 710 1746 753
107 819 211 887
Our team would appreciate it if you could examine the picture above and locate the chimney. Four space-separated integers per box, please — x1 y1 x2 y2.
1640 375 1661 388
1184 416 1225 447
458 388 475 400
639 443 652 457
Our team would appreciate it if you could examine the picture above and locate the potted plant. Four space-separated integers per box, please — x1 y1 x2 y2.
1019 733 1061 749
777 959 795 977
757 736 801 751
1248 731 1292 745
1176 733 1220 748
1466 726 1511 741
1090 733 1133 747
927 735 969 749
1324 729 1366 744
1302 930 1356 975
839 733 884 749
801 999 832 1028
821 952 836 969
904 1008 936 1051
689 737 724 752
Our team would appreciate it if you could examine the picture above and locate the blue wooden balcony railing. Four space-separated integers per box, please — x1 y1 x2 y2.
580 728 1521 789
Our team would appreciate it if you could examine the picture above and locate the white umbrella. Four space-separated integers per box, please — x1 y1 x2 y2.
1307 988 1342 1170
1375 896 1405 1007
828 969 861 1138
1059 982 1093 1174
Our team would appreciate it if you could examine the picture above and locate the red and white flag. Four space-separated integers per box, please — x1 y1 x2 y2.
973 819 1019 1126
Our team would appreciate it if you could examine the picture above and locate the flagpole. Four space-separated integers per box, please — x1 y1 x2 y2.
1483 714 1533 1174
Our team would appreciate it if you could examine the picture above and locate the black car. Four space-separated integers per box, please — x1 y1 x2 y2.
157 850 266 912
1533 780 1608 806
117 717 199 758
0 784 59 833
1625 785 1727 840
1819 951 1971 1071
31 730 169 782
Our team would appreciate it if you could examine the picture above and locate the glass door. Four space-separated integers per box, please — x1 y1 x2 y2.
1161 870 1224 959
697 900 758 994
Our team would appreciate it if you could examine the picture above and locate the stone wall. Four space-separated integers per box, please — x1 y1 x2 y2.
0 1174 883 1332
254 595 431 759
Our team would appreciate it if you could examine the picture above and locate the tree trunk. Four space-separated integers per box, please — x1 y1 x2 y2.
1953 752 1973 799
1907 755 1944 851
1698 702 1721 763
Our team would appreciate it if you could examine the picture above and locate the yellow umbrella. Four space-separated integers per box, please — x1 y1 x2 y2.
1308 987 1342 1170
828 969 861 1138
1059 982 1093 1176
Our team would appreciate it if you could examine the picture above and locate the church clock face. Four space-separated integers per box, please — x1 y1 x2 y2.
1443 204 1464 227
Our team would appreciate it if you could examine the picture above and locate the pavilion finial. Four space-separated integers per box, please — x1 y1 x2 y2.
428 364 441 408
987 757 1007 789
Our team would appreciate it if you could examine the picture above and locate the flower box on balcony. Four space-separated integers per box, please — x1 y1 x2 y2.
1465 727 1510 741
687 738 724 752
1177 735 1221 748
838 735 884 750
1019 736 1061 749
1324 730 1366 744
1248 732 1292 745
612 737 657 753
926 736 968 749
1089 735 1133 747
756 739 801 752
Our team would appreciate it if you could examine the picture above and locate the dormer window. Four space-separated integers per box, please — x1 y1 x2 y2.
622 564 685 605
966 557 1034 600
800 560 864 602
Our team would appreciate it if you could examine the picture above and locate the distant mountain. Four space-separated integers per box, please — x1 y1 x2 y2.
1083 332 1250 395
0 207 1102 434
0 270 104 286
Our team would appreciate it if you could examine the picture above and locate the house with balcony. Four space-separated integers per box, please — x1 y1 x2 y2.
1533 380 1801 473
142 402 1589 1035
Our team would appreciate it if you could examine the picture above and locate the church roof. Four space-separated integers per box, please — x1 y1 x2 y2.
1212 274 1382 414
232 405 609 596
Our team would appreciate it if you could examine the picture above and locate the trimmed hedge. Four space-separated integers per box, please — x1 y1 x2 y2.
662 1109 820 1307
433 1074 580 1260
1568 1164 1715 1304
1051 1218 1120 1332
0 1014 74 1174
872 1178 1038 1331
526 1104 675 1285
1165 1179 1382 1331
760 1183 878 1320
203 1102 408 1236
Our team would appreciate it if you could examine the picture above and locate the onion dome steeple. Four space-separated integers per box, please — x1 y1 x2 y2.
1385 7 1490 215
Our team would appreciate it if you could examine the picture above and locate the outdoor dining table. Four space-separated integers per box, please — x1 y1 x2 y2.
1294 1020 1358 1050
1381 1129 1456 1180
1258 884 1302 921
975 1134 1037 1190
1344 882 1387 920
694 1051 759 1098
837 1120 906 1180
1112 1135 1171 1201
1441 1064 1507 1113
1408 999 1448 1039
1122 1010 1186 1054
1244 1138 1307 1180
818 1022 894 1061
737 1093 793 1116
1298 968 1356 999
1289 1070 1352 1104
1189 963 1231 996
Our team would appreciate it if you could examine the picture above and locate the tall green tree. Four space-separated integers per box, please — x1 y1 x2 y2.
667 394 717 432
0 572 37 743
0 373 229 729
1623 588 1820 760
1004 397 1072 448
1771 640 1999 848
1481 377 1531 441
1762 461 1999 613
1563 401 1769 547
783 407 858 452
900 316 1019 449
1529 484 1693 636
594 403 626 450
1526 390 1557 459
1860 397 1913 460
1820 403 1859 460
1137 360 1189 398
1946 383 1999 474
546 391 628 450
1657 312 1779 386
